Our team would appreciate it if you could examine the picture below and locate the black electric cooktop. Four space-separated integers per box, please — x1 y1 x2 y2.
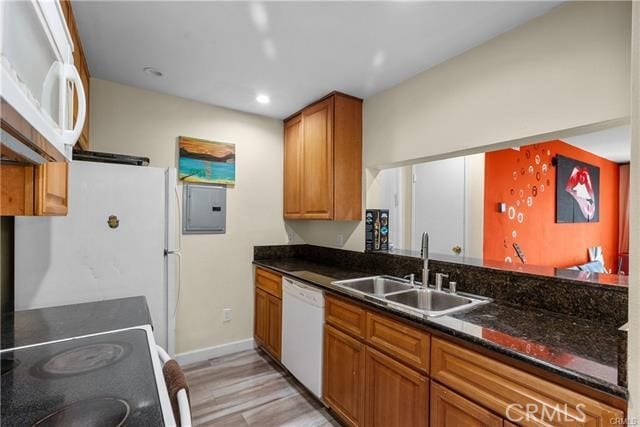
1 328 165 426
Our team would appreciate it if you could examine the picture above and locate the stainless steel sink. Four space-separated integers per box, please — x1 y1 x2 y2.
332 276 414 297
331 276 490 317
385 288 488 316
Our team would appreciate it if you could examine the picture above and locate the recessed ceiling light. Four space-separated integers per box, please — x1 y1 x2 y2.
143 67 163 77
256 94 270 104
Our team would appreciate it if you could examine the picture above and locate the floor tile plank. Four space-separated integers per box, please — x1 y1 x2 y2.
182 348 341 426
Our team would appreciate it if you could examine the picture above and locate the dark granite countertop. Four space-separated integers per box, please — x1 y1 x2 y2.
254 258 627 400
1 296 153 350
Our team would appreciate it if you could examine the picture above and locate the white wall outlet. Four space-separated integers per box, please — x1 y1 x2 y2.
287 230 294 242
223 308 232 322
336 233 344 246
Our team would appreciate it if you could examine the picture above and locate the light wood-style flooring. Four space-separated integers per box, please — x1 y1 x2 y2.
183 348 342 426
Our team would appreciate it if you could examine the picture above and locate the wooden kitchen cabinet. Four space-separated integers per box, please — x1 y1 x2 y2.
254 267 282 361
266 295 282 359
366 311 430 373
35 162 69 215
323 324 366 427
254 288 269 346
0 164 34 216
283 92 362 220
300 98 334 219
431 381 503 427
283 115 303 218
431 337 624 426
1 162 68 216
60 0 90 150
325 294 367 339
365 346 428 427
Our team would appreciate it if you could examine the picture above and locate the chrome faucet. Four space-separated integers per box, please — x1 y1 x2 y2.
420 232 429 286
435 273 449 292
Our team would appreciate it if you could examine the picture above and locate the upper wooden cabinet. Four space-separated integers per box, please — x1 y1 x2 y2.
283 115 303 217
1 162 68 216
60 0 90 151
35 162 69 215
283 92 362 220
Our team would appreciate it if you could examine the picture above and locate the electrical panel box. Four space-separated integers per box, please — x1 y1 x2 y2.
183 183 226 234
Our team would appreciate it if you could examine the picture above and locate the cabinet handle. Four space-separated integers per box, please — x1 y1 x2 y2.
61 64 86 147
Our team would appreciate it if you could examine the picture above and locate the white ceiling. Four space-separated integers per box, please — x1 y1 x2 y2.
73 1 561 119
563 126 631 164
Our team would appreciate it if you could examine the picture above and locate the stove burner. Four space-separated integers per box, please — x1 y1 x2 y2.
32 397 130 427
33 343 130 378
1 356 20 375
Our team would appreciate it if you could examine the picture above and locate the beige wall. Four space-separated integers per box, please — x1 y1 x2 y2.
300 1 631 257
89 79 300 354
364 1 631 168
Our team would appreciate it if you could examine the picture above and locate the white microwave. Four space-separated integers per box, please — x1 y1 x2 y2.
0 0 86 162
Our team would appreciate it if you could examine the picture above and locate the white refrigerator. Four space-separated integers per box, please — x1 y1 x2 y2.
15 161 180 353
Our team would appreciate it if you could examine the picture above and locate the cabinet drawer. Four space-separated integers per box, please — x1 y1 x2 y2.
325 295 367 339
431 381 502 427
431 338 624 427
365 312 430 373
255 267 282 299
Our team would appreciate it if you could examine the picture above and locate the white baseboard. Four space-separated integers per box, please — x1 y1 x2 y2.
175 338 256 366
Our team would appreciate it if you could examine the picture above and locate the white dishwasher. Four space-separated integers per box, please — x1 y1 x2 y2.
282 277 325 399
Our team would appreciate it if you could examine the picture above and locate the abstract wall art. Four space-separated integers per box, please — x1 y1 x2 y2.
178 136 236 185
555 154 600 223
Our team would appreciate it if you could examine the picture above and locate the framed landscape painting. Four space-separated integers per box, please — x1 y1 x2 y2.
178 136 236 185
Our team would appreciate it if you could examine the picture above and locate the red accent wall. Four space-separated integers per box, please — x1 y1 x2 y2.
483 140 620 270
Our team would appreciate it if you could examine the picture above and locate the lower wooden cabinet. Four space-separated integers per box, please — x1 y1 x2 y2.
254 288 269 346
254 268 282 361
323 325 366 427
320 294 626 427
0 162 68 216
431 381 503 427
431 337 624 427
365 347 428 427
266 295 282 359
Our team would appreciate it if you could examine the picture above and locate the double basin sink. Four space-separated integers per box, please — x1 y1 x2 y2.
331 275 490 317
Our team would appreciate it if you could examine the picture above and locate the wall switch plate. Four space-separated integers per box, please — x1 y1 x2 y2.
223 308 232 322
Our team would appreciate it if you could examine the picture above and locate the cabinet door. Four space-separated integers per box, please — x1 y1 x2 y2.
0 165 34 216
301 98 333 219
283 115 303 218
323 325 365 427
254 288 269 346
35 162 68 216
266 295 282 360
365 346 428 427
431 381 503 427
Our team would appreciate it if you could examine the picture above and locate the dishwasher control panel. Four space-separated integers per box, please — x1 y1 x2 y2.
283 278 324 307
